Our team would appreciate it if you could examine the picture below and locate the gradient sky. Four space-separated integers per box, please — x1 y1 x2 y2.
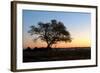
23 10 91 48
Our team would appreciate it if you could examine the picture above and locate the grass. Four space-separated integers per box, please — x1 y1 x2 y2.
23 47 91 62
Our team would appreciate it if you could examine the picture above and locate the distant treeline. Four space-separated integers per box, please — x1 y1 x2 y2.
23 47 91 51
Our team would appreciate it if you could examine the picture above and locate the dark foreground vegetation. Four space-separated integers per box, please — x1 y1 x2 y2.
23 47 91 62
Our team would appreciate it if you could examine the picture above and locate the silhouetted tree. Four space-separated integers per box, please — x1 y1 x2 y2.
25 47 31 51
28 19 72 48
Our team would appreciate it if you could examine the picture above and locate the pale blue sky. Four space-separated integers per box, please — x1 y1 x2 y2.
23 10 91 33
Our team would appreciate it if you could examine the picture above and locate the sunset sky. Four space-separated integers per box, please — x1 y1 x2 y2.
23 10 91 48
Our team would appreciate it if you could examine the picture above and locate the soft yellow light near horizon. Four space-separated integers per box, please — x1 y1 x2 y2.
23 37 91 49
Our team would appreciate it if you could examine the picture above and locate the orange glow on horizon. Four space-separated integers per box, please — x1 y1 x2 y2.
23 37 91 49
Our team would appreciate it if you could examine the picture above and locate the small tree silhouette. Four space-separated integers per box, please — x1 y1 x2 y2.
28 19 72 48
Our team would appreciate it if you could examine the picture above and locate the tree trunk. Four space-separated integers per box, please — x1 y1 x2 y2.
47 44 51 48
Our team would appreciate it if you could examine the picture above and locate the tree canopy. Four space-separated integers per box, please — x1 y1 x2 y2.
28 19 72 48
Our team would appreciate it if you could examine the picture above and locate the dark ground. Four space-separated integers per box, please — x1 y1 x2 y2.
23 47 91 62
